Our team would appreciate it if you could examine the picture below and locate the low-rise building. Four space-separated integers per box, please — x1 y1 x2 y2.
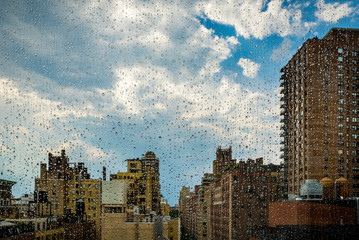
251 200 359 239
12 194 35 218
0 179 16 207
162 217 179 240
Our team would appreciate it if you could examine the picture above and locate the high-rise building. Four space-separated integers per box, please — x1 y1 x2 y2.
35 150 100 239
179 146 285 240
110 151 161 215
179 186 191 229
280 28 359 196
210 158 283 240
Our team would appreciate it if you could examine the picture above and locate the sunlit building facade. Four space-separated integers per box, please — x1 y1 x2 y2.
110 151 161 215
280 28 359 197
34 150 100 238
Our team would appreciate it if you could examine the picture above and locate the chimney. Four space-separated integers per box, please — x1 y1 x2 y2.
103 166 106 181
41 163 47 179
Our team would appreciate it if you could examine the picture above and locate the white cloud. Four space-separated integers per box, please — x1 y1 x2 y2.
237 58 260 78
271 38 292 62
198 0 307 39
315 0 354 23
0 0 283 203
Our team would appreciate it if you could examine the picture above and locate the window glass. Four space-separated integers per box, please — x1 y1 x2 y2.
2 2 358 240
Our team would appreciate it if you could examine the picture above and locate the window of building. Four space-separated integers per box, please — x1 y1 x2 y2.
338 73 344 79
338 90 344 95
339 99 344 104
338 149 344 155
338 56 343 62
353 51 358 57
338 48 343 53
338 81 344 87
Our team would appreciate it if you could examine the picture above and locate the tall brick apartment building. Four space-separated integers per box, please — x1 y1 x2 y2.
211 158 285 240
180 147 285 240
280 28 359 197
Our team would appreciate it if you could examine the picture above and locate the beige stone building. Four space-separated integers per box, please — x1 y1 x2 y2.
34 150 100 239
110 151 161 215
162 217 180 240
101 210 160 240
178 186 190 229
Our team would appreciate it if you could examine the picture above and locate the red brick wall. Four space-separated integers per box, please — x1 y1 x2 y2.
269 201 356 227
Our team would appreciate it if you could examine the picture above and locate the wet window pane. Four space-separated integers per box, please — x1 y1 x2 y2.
1 0 359 239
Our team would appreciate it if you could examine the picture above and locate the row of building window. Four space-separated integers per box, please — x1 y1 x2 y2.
338 149 359 155
338 55 359 62
337 47 358 56
65 183 98 189
70 190 95 196
337 116 359 122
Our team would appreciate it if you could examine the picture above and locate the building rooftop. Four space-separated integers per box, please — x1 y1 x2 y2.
0 179 16 187
323 27 359 39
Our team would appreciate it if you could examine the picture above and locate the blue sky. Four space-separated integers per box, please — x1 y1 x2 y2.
0 0 358 205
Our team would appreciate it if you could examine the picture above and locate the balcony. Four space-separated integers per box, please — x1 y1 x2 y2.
280 103 287 109
280 146 288 152
280 109 287 115
280 131 288 137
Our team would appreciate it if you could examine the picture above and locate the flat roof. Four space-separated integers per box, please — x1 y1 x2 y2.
0 179 16 187
323 27 359 39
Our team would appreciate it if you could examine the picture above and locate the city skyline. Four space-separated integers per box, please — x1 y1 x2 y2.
1 0 359 205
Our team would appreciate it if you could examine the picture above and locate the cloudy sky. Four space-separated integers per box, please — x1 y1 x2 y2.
0 0 358 205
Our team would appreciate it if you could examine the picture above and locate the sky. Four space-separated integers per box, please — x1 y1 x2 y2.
0 0 358 205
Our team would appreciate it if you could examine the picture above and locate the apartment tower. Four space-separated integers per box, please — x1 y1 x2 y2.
280 28 359 196
110 151 161 215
